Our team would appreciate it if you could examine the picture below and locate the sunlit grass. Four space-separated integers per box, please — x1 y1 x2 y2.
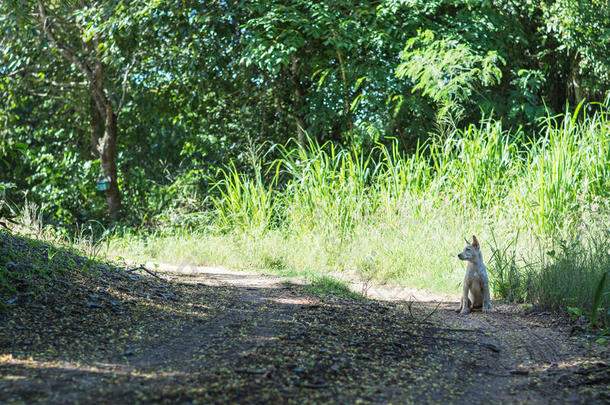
107 104 610 321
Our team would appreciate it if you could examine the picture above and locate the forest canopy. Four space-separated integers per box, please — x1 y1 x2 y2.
1 0 609 226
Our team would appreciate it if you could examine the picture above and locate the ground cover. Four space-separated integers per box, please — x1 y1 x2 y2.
1 231 608 404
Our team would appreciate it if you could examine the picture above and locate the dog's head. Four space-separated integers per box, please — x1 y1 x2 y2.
458 235 480 262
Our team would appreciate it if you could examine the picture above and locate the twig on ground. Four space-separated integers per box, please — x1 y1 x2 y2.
421 301 442 322
126 264 165 281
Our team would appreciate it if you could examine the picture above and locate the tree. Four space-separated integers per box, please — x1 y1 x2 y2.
2 0 609 227
541 0 610 104
1 0 142 220
241 1 392 145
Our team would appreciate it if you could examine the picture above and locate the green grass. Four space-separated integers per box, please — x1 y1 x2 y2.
0 228 111 310
303 275 361 299
104 105 610 324
488 216 610 323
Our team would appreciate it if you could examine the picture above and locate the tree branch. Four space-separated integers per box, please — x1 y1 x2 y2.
4 65 44 77
117 53 136 115
37 2 92 80
37 0 108 121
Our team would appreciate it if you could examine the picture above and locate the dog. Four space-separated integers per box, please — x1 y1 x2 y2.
456 235 491 314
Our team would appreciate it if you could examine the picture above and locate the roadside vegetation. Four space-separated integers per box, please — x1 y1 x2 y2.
105 105 610 331
1 1 609 333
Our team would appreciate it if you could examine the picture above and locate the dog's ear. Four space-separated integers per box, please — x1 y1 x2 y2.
472 235 479 248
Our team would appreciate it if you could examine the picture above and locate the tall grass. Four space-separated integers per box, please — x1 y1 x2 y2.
211 156 279 235
488 214 610 327
440 120 523 208
280 138 380 239
518 103 610 233
248 107 608 237
109 104 610 320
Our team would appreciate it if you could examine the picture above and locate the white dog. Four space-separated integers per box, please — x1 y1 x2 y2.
456 235 491 314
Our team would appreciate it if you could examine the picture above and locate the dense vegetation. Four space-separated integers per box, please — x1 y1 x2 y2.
1 1 609 326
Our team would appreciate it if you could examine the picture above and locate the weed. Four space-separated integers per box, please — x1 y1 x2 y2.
306 275 359 299
358 255 376 297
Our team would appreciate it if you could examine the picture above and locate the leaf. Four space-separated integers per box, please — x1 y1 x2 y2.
313 69 330 90
350 93 363 111
353 75 367 91
570 98 586 128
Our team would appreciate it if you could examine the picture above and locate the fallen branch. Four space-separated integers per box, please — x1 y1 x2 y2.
127 264 165 281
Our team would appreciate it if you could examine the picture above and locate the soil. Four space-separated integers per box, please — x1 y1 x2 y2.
1 234 608 404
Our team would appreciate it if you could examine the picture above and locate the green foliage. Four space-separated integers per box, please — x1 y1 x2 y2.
539 236 609 327
206 103 609 239
489 209 610 329
427 119 523 208
280 138 378 239
2 0 610 228
518 103 610 232
0 231 62 302
542 0 610 100
396 30 505 119
305 275 360 299
488 232 533 304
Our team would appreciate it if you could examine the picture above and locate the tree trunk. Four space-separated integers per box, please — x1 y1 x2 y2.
290 56 306 146
336 49 353 138
99 104 122 221
37 1 122 221
91 35 122 221
568 53 585 105
89 98 103 159
295 115 305 145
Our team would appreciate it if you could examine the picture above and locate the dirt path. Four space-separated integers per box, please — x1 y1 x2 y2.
1 261 608 404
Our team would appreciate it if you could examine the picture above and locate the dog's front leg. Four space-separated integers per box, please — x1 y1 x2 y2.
482 279 491 312
459 281 470 314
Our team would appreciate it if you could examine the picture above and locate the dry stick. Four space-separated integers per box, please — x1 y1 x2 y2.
421 301 442 322
298 381 329 389
127 264 165 281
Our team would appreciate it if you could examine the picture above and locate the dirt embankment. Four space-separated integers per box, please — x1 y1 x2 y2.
1 235 608 404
